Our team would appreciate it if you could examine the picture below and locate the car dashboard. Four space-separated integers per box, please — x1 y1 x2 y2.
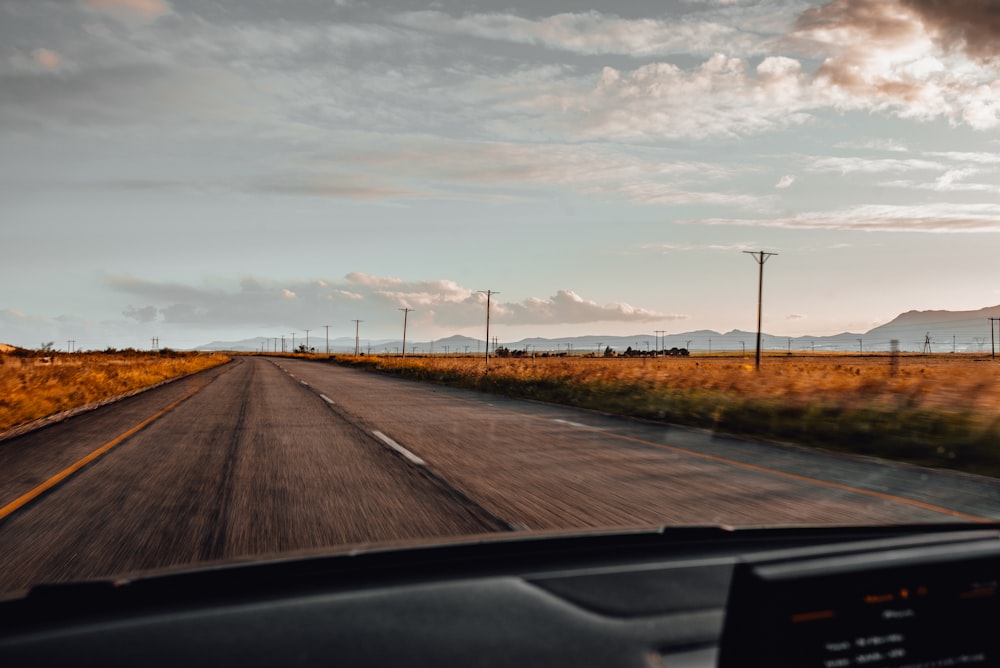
0 524 997 667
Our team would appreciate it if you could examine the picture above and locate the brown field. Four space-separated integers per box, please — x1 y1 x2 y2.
333 352 1000 477
0 350 230 434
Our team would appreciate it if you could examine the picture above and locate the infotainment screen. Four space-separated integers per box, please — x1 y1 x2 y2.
718 537 1000 668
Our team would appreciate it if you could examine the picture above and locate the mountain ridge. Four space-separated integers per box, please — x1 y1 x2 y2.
193 304 1000 353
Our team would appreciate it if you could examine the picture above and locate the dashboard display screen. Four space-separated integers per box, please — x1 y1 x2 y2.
718 538 1000 668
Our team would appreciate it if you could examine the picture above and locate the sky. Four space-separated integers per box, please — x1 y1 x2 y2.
3 0 1000 350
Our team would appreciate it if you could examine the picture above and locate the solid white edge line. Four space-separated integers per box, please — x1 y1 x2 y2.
301 381 309 386
553 418 602 431
320 394 335 404
372 430 426 466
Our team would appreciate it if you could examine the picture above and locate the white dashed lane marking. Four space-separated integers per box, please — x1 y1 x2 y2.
372 431 426 467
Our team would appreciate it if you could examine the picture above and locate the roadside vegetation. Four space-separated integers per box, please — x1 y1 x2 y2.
0 347 230 433
332 353 1000 478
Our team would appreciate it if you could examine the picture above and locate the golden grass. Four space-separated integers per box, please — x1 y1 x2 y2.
0 351 230 433
334 353 1000 476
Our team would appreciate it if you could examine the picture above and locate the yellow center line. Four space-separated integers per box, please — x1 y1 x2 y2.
445 394 994 524
0 381 208 522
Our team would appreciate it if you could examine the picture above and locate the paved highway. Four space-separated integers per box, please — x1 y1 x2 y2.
1 355 999 597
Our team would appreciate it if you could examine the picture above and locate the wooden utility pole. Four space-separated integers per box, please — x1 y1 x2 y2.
989 317 999 359
477 290 499 370
352 320 363 356
398 308 413 358
743 251 777 371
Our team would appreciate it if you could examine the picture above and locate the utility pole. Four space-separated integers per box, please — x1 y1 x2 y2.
990 318 999 359
292 332 296 352
281 335 285 353
324 325 330 354
743 250 777 371
398 308 413 358
305 329 311 352
477 289 499 370
352 320 363 356
857 338 863 354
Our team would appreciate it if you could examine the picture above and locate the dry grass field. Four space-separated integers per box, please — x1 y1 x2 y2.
335 353 1000 477
0 350 230 434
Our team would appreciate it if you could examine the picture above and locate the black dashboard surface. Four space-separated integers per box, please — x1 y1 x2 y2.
1 524 997 667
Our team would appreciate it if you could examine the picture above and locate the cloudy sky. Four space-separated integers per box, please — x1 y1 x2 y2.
3 0 1000 350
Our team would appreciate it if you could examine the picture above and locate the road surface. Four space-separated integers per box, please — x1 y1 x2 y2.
1 355 999 597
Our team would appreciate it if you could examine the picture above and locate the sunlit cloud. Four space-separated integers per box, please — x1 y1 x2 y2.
32 49 62 71
80 0 173 24
792 0 1000 129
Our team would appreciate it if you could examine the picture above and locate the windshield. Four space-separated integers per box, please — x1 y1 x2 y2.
2 0 1000 599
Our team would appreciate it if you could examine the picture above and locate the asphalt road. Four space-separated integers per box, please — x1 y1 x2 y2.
2 355 999 597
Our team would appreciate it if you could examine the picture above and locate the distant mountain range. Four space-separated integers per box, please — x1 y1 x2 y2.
196 305 1000 354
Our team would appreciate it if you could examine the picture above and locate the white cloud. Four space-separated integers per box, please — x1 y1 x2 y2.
327 139 757 207
881 169 998 194
835 139 910 152
808 156 942 174
775 174 795 189
641 242 758 252
393 10 769 57
687 203 1000 233
550 54 822 141
122 304 158 323
495 290 682 325
105 274 671 331
928 152 1000 165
